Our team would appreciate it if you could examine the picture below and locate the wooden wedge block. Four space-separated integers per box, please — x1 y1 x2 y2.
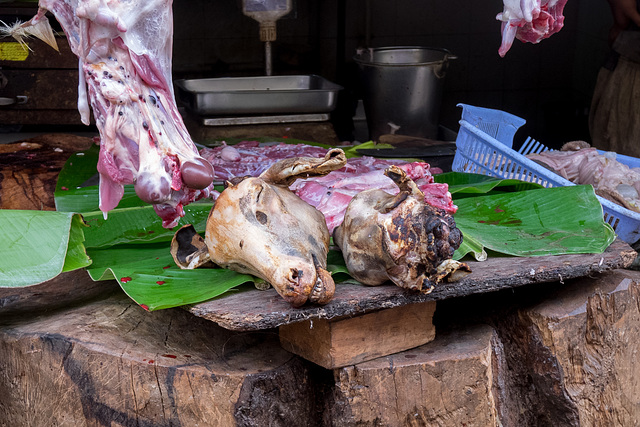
279 301 436 369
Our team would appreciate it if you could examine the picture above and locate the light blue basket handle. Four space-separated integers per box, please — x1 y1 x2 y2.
457 103 526 149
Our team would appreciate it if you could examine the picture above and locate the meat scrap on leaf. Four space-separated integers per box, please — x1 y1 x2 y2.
172 149 347 308
6 0 215 228
334 166 471 294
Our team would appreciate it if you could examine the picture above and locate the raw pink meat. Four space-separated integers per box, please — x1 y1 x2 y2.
292 162 457 234
200 141 329 180
21 1 215 228
497 0 568 57
200 141 411 181
201 141 456 233
527 148 640 208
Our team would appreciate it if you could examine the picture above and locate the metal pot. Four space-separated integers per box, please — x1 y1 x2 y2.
354 46 456 141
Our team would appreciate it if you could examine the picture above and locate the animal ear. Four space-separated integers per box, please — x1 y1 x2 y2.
170 224 213 269
384 166 424 200
379 191 409 214
259 148 347 186
224 176 248 189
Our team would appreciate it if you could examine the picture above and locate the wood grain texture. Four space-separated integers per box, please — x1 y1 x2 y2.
326 324 503 426
279 301 436 368
494 268 640 426
187 239 636 331
0 293 319 426
0 269 117 317
0 134 95 210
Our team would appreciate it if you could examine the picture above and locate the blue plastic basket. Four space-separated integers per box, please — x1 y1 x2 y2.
452 103 640 244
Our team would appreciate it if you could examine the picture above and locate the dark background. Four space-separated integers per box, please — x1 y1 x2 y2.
0 0 613 149
170 0 612 149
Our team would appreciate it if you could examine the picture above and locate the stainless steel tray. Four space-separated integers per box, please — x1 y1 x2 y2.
175 75 342 115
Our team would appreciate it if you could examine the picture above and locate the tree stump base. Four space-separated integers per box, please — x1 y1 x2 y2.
0 293 316 426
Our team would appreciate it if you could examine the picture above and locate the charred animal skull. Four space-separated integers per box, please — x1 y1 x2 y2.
334 165 470 292
204 148 347 307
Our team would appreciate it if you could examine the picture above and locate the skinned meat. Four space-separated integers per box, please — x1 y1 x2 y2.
14 1 214 227
199 141 413 181
200 141 329 180
527 146 640 212
334 166 469 292
200 141 455 233
292 162 456 234
204 149 347 307
497 0 568 57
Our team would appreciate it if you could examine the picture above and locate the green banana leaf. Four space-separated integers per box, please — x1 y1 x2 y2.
1 144 619 313
85 243 254 310
452 185 616 259
435 172 544 196
82 202 212 248
54 145 151 213
0 210 91 287
85 241 351 311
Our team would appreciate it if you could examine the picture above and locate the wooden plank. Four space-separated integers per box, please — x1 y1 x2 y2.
186 239 636 331
279 301 436 369
0 269 118 317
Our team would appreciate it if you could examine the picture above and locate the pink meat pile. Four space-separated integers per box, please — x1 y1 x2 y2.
11 2 456 233
497 0 568 57
527 147 640 212
292 162 455 234
201 141 457 233
200 141 329 180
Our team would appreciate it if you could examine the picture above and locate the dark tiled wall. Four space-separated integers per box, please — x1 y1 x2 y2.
172 0 612 147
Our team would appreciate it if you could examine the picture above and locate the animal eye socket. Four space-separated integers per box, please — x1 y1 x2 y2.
255 210 268 225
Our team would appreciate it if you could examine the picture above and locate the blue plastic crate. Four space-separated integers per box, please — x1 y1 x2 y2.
452 103 640 244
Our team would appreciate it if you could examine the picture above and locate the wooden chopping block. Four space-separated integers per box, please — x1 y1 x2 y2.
323 270 640 426
279 301 436 369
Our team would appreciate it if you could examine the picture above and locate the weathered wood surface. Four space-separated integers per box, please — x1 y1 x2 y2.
187 239 636 331
327 324 503 426
0 134 94 210
492 268 640 426
2 269 639 426
279 301 436 369
0 292 321 427
325 269 640 426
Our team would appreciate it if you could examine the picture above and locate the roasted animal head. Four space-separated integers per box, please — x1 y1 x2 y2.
204 148 347 307
334 165 469 292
